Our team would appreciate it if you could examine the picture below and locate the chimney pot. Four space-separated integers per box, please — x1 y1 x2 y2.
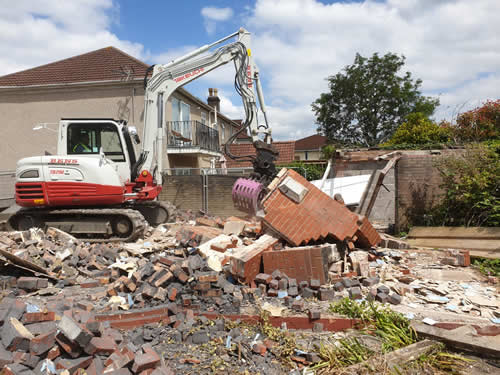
207 87 221 112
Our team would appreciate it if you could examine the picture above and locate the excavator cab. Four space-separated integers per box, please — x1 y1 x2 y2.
59 119 138 183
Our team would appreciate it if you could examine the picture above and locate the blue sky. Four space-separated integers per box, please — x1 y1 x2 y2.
0 0 499 140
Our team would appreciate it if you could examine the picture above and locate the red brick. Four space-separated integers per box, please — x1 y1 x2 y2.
132 349 160 373
104 347 135 371
230 234 279 283
195 217 219 228
29 330 56 356
84 336 117 355
252 343 267 356
262 245 331 284
201 289 222 298
81 280 100 288
56 356 93 374
197 272 218 283
23 311 56 323
55 332 82 358
46 345 61 360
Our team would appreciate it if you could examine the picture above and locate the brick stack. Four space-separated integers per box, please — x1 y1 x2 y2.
261 169 381 248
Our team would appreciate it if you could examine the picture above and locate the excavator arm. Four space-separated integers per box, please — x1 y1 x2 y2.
138 28 278 197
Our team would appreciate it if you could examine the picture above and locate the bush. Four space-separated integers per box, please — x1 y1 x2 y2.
381 112 451 147
429 143 500 227
454 100 500 142
279 161 325 181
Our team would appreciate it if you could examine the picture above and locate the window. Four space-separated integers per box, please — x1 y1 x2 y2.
171 97 192 142
220 123 225 142
67 123 125 162
201 112 207 125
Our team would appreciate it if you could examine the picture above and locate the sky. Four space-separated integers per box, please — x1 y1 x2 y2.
0 0 498 140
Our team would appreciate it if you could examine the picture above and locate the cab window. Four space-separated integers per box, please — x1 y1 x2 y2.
67 123 125 162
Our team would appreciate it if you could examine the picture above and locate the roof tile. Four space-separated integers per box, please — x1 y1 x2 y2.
295 134 327 151
0 47 149 87
225 141 295 168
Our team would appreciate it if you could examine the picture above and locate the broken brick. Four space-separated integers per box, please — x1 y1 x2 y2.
132 349 160 373
23 311 56 324
84 336 117 355
230 234 279 284
2 317 34 352
29 330 56 356
254 273 273 285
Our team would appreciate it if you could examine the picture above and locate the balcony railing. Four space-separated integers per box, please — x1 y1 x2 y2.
166 121 220 153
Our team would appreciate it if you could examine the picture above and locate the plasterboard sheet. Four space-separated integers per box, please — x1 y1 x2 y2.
311 174 371 205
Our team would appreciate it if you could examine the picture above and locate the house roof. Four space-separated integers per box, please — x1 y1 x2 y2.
225 141 295 168
295 134 327 151
0 47 149 87
0 46 244 131
231 120 252 140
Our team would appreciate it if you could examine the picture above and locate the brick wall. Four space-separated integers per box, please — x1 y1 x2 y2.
206 175 243 217
160 174 245 217
395 149 463 231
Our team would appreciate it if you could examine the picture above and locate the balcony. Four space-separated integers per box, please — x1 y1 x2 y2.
166 121 220 154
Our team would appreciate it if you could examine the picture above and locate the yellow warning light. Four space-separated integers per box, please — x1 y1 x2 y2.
142 171 148 177
33 199 45 205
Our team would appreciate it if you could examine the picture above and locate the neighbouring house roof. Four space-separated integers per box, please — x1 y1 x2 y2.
0 46 242 130
295 134 327 151
225 141 295 168
231 119 252 140
0 47 149 87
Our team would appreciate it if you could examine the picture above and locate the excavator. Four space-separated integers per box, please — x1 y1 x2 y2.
8 28 278 241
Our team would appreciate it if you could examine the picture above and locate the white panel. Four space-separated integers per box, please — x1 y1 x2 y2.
311 174 371 205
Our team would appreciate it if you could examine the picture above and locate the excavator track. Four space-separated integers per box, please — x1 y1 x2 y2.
131 200 172 226
8 208 147 243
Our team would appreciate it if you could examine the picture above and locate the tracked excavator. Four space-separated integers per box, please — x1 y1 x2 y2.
9 28 278 241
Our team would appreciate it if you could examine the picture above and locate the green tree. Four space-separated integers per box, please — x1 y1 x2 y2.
312 53 439 146
382 112 451 147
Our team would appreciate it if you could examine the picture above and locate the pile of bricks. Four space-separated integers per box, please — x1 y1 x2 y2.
0 294 180 374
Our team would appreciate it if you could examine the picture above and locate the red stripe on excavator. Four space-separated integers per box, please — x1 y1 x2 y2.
15 181 124 207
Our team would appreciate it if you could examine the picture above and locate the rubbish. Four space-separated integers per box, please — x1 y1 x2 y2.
422 318 437 325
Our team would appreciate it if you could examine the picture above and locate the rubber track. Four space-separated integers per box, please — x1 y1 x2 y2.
9 208 147 243
132 200 172 223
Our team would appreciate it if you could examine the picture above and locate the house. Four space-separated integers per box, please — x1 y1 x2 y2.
225 141 296 169
0 46 241 173
294 134 327 161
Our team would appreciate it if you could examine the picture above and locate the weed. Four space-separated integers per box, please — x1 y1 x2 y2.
394 343 474 374
473 257 500 277
330 298 417 352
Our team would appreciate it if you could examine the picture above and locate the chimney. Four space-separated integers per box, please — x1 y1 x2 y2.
207 87 220 112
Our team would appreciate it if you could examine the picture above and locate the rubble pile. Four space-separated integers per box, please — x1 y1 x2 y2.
0 197 498 373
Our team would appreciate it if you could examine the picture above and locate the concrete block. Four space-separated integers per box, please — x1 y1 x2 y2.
278 176 309 203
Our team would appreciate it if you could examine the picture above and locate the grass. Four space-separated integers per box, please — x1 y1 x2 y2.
393 343 474 374
309 299 417 373
329 298 417 352
310 299 474 374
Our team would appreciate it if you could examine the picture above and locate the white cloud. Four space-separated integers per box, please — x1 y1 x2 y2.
239 0 500 140
201 6 233 34
0 0 144 76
